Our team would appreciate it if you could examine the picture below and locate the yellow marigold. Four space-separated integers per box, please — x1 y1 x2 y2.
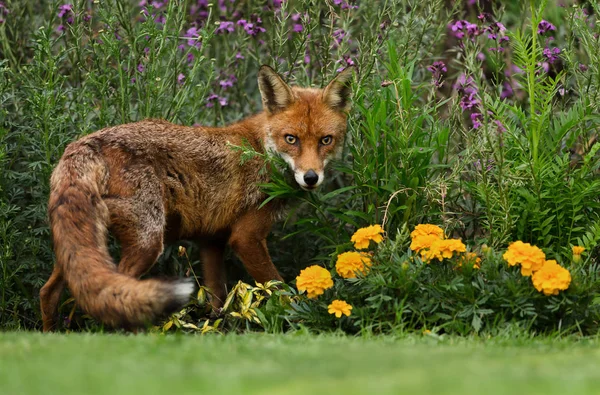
502 241 546 276
335 251 372 279
328 300 352 318
421 238 466 262
531 260 572 296
457 252 481 269
410 234 442 252
410 224 445 240
351 224 384 249
296 265 334 298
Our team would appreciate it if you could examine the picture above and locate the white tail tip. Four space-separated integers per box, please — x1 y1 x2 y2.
173 279 195 303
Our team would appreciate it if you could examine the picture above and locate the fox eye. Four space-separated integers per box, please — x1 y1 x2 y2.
285 135 297 145
320 136 333 146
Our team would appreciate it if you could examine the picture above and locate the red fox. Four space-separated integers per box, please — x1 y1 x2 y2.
40 65 354 331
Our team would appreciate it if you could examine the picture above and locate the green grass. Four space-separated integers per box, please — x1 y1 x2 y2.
1 332 600 394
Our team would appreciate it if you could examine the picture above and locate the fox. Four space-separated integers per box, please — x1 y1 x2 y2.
40 65 355 331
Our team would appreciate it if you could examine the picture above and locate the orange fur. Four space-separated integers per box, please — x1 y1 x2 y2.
40 65 354 331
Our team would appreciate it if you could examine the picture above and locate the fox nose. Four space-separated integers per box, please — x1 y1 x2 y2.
303 170 319 186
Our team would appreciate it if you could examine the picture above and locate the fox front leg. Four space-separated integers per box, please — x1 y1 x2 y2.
228 210 283 284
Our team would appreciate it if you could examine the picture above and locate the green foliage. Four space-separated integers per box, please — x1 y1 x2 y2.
0 0 599 336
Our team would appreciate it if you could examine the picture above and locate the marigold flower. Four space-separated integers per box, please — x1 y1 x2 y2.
350 224 384 249
457 252 481 269
296 265 333 298
421 239 466 262
410 234 441 252
328 300 352 318
531 260 571 296
503 241 546 276
335 251 372 279
410 224 444 240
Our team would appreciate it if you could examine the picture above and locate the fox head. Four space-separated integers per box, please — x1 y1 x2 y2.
258 65 354 191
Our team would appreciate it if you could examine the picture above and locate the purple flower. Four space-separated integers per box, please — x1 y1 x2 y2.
293 24 303 33
332 29 346 47
137 63 145 73
427 61 447 88
238 16 266 36
537 20 556 35
579 63 588 72
206 93 219 108
206 94 228 108
500 81 514 99
216 21 235 34
485 22 506 40
478 13 492 22
177 73 185 84
542 46 561 64
449 20 480 40
455 75 480 110
58 4 72 18
183 27 201 48
333 0 358 9
0 2 9 24
235 52 245 60
219 74 237 90
336 55 355 72
471 112 482 129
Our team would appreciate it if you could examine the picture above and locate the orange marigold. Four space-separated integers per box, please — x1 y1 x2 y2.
531 260 571 296
328 300 352 318
335 251 372 279
503 241 546 276
410 234 442 252
296 265 334 298
410 224 444 240
572 246 585 255
421 239 466 262
351 224 384 249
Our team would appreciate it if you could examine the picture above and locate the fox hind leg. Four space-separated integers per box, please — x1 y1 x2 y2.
199 238 228 311
105 195 165 278
40 266 66 332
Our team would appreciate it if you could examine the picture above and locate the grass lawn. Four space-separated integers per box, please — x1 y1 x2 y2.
1 332 599 395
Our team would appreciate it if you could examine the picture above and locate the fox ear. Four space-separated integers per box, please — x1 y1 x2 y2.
322 66 355 112
258 65 295 114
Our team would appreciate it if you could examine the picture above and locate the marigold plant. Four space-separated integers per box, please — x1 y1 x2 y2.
296 265 333 299
502 241 546 276
531 260 572 296
328 300 352 318
351 224 384 249
335 251 372 279
572 246 585 255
